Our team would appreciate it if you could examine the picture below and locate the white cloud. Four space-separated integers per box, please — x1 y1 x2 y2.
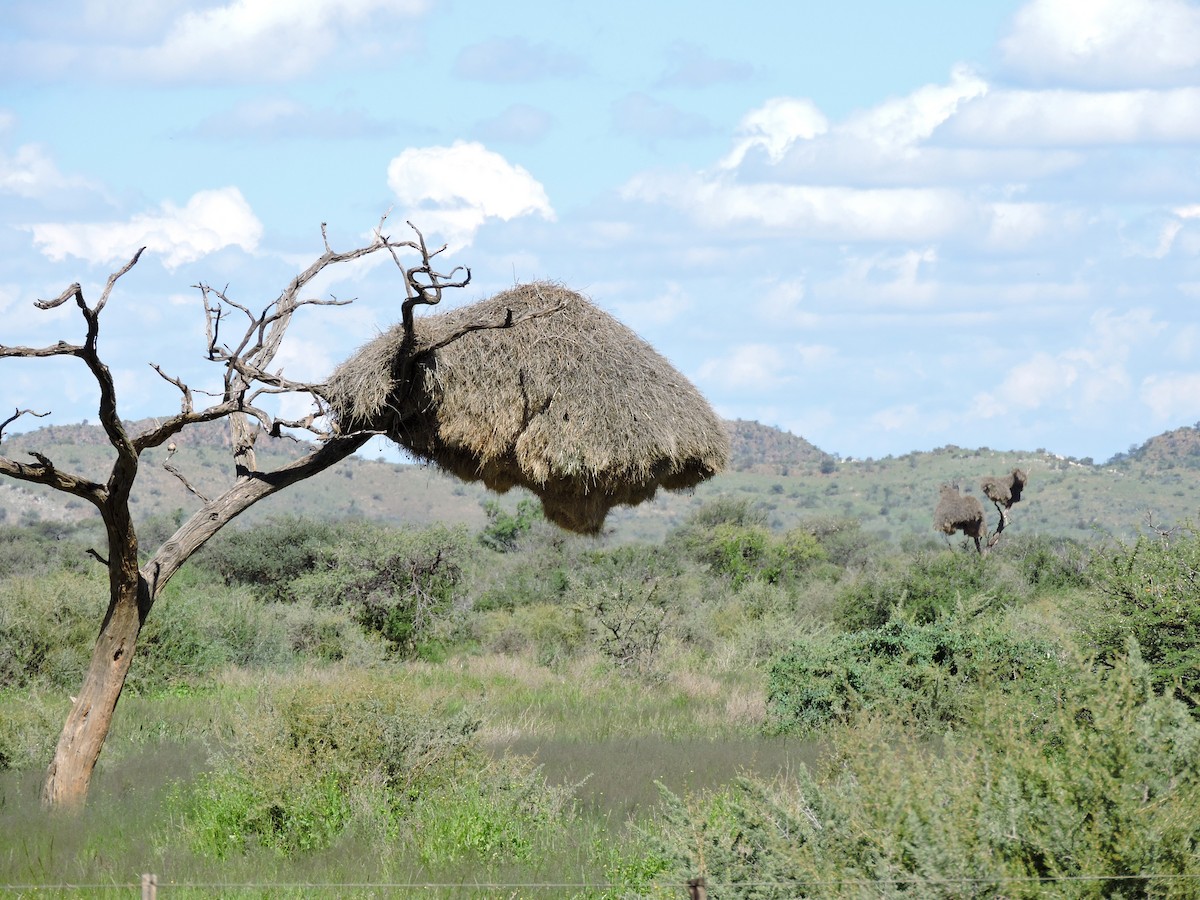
946 87 1200 146
871 404 922 433
625 170 1061 247
1001 0 1200 87
970 352 1080 418
611 281 691 330
840 65 987 152
27 186 263 269
9 0 429 83
698 344 790 389
1142 372 1200 421
969 308 1165 419
720 97 828 169
760 278 817 327
386 141 555 249
1 142 92 198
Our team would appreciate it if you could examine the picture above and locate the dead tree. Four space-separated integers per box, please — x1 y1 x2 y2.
0 219 498 808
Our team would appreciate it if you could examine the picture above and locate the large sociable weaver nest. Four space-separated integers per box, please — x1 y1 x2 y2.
326 281 729 533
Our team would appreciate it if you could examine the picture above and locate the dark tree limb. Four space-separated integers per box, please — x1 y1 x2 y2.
7 217 470 809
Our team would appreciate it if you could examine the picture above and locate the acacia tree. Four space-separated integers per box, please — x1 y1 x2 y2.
0 220 494 808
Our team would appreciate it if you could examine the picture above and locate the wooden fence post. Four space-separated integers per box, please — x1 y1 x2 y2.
141 873 157 900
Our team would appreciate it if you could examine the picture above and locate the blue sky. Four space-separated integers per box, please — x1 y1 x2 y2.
3 0 1200 463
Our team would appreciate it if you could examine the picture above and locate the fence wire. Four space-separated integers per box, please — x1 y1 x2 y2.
2 872 1200 893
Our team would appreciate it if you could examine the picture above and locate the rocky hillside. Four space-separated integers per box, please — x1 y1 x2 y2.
3 418 1200 544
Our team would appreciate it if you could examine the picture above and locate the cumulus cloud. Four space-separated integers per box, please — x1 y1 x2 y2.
386 141 554 248
26 186 263 268
453 37 584 83
720 97 828 169
841 65 988 151
4 0 429 83
1 142 94 198
969 308 1165 419
625 170 1060 247
1142 372 1200 421
1001 0 1200 87
945 86 1200 146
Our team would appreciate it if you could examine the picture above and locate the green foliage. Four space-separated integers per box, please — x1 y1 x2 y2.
0 692 60 771
137 507 186 558
835 550 1021 631
130 572 292 692
803 516 879 569
671 500 828 587
767 618 1065 733
997 533 1092 592
655 651 1200 898
290 523 470 654
477 498 544 552
177 673 580 865
0 522 94 578
202 515 340 602
1085 527 1200 700
0 570 107 691
680 496 768 530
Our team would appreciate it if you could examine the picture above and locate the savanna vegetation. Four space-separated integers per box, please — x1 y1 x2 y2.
2 496 1199 897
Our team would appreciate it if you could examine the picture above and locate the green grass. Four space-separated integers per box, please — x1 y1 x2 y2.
6 499 1200 897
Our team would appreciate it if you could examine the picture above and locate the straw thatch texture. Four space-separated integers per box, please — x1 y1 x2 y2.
325 282 729 533
981 468 1027 509
934 484 985 540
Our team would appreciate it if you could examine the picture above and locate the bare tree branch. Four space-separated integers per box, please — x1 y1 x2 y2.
162 461 211 503
393 222 472 335
8 218 472 809
0 407 50 442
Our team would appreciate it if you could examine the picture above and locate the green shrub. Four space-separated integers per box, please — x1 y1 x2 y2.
836 550 1022 631
477 498 543 552
0 570 107 691
0 692 60 771
0 522 95 578
803 516 880 569
202 515 340 602
654 650 1200 898
997 534 1092 592
1085 527 1200 701
767 618 1065 733
673 519 828 588
132 575 292 692
290 523 470 654
178 673 583 865
478 602 587 664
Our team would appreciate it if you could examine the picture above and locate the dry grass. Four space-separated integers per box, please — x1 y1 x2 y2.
325 282 729 533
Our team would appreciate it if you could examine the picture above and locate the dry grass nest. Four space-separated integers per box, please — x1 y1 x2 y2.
325 281 730 533
934 484 985 539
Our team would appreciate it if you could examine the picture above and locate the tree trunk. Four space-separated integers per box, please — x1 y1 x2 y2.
41 575 147 808
40 433 370 808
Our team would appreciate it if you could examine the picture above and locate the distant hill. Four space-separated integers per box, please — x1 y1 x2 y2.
3 418 1200 545
1113 425 1200 473
724 419 833 474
